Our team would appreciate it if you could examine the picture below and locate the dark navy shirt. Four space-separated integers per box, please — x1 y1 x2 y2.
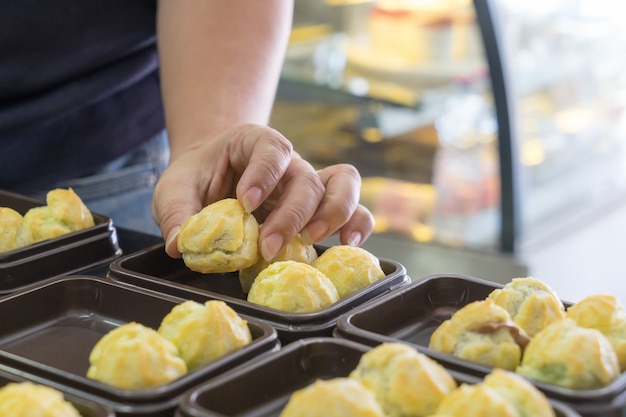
0 0 164 192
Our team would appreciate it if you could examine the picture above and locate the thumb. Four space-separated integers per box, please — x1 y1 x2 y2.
152 170 203 259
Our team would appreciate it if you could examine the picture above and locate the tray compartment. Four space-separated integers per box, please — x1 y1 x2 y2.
0 276 280 417
0 190 121 293
334 273 626 416
107 244 410 343
176 337 580 417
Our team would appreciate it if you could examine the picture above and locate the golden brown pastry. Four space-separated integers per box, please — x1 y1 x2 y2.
487 277 565 337
87 322 187 390
436 383 517 417
311 245 385 299
239 232 317 294
482 369 555 416
158 300 252 370
516 318 620 390
279 378 386 417
22 188 95 243
0 207 32 252
0 381 81 417
429 299 528 371
349 342 457 417
177 198 259 274
435 369 556 417
247 260 339 313
566 293 626 372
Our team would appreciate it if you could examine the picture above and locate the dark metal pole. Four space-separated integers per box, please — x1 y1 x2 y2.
473 0 521 253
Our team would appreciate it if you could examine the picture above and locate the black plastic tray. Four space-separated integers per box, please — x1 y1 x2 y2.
0 366 116 417
334 273 626 417
175 337 580 417
0 190 121 294
107 244 410 343
0 276 280 417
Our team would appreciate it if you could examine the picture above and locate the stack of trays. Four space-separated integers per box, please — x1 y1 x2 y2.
107 244 410 343
0 276 280 417
334 273 626 417
0 190 121 294
175 337 580 417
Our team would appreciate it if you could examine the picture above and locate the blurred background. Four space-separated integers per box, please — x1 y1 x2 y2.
270 0 626 301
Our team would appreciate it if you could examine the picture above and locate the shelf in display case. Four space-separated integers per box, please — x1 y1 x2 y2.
345 45 488 89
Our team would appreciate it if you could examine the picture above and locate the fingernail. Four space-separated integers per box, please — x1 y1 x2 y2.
301 220 328 245
261 233 284 261
242 186 262 213
347 231 362 247
165 226 180 255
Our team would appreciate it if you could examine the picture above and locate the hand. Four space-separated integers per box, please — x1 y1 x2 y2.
152 124 375 261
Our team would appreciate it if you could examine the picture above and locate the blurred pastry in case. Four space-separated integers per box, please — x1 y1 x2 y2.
349 342 457 417
435 368 556 417
566 293 626 371
177 198 259 274
429 299 529 371
516 318 620 390
22 187 95 243
312 245 385 299
158 300 252 370
487 276 565 337
247 260 339 313
0 207 32 253
87 321 188 390
239 232 317 294
0 381 81 417
279 377 386 417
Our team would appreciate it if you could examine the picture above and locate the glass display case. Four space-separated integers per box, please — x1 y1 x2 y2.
489 0 626 250
269 0 626 280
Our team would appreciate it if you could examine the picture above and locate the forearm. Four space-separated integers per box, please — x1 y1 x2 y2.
157 0 293 160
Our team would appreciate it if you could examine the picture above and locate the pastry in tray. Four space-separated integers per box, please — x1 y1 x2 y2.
279 377 386 417
312 245 386 299
23 187 95 243
87 299 257 389
516 317 620 390
247 260 339 313
565 293 626 372
0 207 31 252
429 299 529 371
349 342 457 417
0 381 81 417
278 342 559 417
0 187 94 252
243 242 386 313
87 322 188 390
239 232 317 294
177 198 260 274
435 368 556 417
487 277 566 337
158 300 252 370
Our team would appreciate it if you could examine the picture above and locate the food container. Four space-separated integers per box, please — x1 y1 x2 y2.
0 366 116 417
0 276 280 417
107 244 410 343
0 189 121 294
334 273 626 417
175 337 580 417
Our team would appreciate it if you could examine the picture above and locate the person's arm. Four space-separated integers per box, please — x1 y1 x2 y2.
153 0 375 260
157 0 292 159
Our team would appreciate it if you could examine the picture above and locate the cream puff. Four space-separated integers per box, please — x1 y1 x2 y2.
247 260 339 313
158 300 252 370
177 198 260 274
